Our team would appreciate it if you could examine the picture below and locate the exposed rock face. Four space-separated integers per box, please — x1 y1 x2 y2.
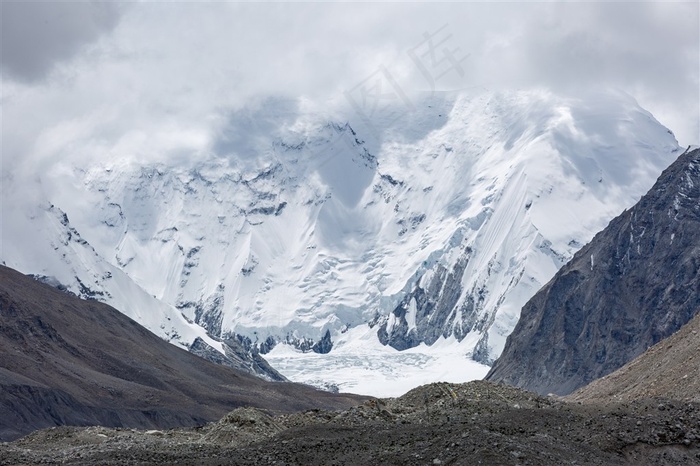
188 337 286 382
311 330 333 354
487 148 700 396
379 251 475 351
0 265 364 442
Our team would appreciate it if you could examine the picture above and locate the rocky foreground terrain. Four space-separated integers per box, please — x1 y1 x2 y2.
1 380 699 466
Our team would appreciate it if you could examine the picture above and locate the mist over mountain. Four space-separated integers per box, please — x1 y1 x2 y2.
3 4 700 463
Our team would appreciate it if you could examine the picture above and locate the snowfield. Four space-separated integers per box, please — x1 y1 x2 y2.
1 89 680 395
265 325 490 397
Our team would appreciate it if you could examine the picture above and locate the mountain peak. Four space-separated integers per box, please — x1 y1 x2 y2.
1 89 681 395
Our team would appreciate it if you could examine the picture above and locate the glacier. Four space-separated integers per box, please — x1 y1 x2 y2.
0 89 681 396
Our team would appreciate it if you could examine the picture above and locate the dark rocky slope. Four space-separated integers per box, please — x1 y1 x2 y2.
0 265 363 442
486 147 700 396
569 310 700 404
2 381 699 465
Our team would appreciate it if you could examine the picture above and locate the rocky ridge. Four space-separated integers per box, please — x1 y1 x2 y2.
486 147 700 395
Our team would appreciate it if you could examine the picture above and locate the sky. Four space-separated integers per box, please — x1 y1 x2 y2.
1 1 699 178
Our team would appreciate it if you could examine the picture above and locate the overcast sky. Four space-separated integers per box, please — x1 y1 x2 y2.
1 1 698 176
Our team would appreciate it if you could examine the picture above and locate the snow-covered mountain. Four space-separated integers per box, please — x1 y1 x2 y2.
0 89 681 395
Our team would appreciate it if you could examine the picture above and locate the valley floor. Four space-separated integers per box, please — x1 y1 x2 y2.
264 329 490 397
1 381 698 466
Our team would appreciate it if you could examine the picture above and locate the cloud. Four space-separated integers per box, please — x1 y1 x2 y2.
464 2 699 146
1 1 697 182
0 1 126 82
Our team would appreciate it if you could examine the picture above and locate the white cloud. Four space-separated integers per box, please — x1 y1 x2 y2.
0 1 126 82
1 1 698 181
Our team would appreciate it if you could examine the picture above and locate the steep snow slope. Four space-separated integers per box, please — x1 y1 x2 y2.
1 199 221 352
1 89 680 395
